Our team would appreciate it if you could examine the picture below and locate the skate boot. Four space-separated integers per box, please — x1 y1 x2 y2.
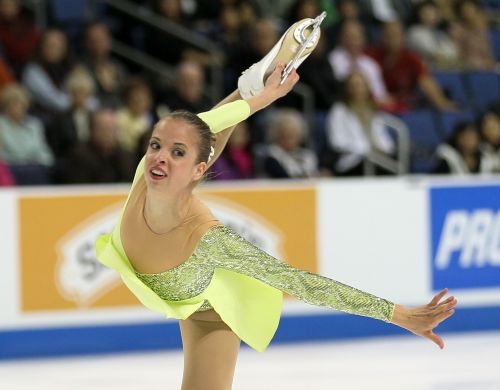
238 11 326 99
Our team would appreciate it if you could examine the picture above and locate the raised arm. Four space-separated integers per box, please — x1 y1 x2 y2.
198 64 299 168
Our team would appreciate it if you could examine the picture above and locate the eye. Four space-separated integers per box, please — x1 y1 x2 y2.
173 148 185 157
149 141 160 150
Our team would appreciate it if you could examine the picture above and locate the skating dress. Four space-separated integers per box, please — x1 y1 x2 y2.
95 100 395 352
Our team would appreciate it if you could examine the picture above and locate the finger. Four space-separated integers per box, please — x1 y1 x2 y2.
436 308 455 323
438 296 455 306
437 297 457 311
429 288 448 306
427 331 444 349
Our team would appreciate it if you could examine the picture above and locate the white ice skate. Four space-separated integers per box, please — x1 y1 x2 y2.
238 11 326 99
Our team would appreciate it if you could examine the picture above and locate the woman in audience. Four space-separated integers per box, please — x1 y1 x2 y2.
48 70 97 160
0 159 14 186
408 0 459 69
117 77 155 153
326 71 394 176
210 121 254 180
434 121 492 174
479 110 500 173
21 28 74 124
0 83 53 167
449 0 496 70
263 108 318 179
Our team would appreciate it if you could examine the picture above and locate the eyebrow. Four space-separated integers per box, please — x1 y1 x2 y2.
150 137 188 148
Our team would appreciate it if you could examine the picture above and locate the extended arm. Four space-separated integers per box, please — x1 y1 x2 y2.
198 64 299 168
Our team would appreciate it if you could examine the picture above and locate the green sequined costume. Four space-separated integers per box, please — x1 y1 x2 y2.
95 100 395 352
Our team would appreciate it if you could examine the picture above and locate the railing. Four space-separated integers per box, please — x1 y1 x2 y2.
363 113 410 175
99 0 223 103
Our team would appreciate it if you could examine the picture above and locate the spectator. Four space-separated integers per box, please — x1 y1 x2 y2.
81 22 127 108
408 1 459 70
47 70 96 160
210 121 254 180
0 0 40 75
449 0 496 70
300 35 339 110
324 0 364 51
286 0 321 24
326 71 395 176
262 109 318 179
0 159 14 185
117 77 154 153
328 19 391 106
21 28 74 124
366 21 457 113
434 121 492 174
160 60 211 113
0 84 54 167
479 111 500 173
0 52 14 90
64 108 134 184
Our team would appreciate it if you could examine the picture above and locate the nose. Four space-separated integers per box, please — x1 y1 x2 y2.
154 151 167 165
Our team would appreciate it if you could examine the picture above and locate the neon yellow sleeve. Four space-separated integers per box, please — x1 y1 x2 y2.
197 100 250 134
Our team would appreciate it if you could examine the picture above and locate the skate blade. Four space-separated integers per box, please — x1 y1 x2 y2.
280 11 326 85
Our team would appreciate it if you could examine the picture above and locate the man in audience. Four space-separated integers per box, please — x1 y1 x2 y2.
160 60 211 113
366 20 458 113
81 22 127 108
63 108 134 184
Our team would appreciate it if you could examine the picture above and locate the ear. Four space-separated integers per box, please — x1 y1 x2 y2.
192 161 207 181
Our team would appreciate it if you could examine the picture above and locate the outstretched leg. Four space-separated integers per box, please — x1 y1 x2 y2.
179 310 241 390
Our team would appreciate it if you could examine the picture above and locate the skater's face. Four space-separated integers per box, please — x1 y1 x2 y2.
145 117 207 192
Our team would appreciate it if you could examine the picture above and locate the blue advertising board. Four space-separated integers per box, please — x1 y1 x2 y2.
430 185 500 290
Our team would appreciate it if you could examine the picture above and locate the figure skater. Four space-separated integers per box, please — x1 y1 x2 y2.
96 13 457 390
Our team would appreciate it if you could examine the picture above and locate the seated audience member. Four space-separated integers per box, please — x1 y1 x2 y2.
0 159 14 186
408 1 459 69
434 121 492 174
48 70 96 160
328 19 391 106
0 84 54 167
81 22 127 108
63 108 134 184
366 21 457 113
479 111 500 173
0 52 14 90
0 0 40 74
210 121 254 180
324 0 364 51
300 35 340 110
449 0 496 71
160 60 211 113
326 71 395 176
117 77 154 153
262 109 318 179
21 28 74 123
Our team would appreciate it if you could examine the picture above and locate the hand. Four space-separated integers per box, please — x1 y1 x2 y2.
391 288 457 349
246 63 300 114
263 63 300 99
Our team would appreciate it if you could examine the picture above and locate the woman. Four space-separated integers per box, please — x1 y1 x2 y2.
326 71 395 176
262 108 318 178
96 18 456 390
434 120 492 174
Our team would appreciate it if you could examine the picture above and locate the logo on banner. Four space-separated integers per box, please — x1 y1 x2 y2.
55 203 123 306
430 185 500 290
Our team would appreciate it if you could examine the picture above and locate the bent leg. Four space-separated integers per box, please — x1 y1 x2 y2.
179 310 241 390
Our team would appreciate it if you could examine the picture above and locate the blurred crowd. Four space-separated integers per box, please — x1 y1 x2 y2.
0 0 499 186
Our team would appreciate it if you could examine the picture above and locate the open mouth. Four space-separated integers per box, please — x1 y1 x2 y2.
150 168 167 180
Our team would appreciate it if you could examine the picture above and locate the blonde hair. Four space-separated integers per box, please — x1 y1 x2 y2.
0 84 30 108
66 69 95 94
268 109 308 143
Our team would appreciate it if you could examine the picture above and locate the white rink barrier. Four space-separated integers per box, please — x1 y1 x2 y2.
0 176 499 359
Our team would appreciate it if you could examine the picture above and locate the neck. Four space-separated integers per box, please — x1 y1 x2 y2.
144 187 192 234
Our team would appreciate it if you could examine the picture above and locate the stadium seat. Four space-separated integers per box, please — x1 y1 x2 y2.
465 71 500 111
438 110 476 139
397 110 440 173
489 29 500 61
432 71 470 109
